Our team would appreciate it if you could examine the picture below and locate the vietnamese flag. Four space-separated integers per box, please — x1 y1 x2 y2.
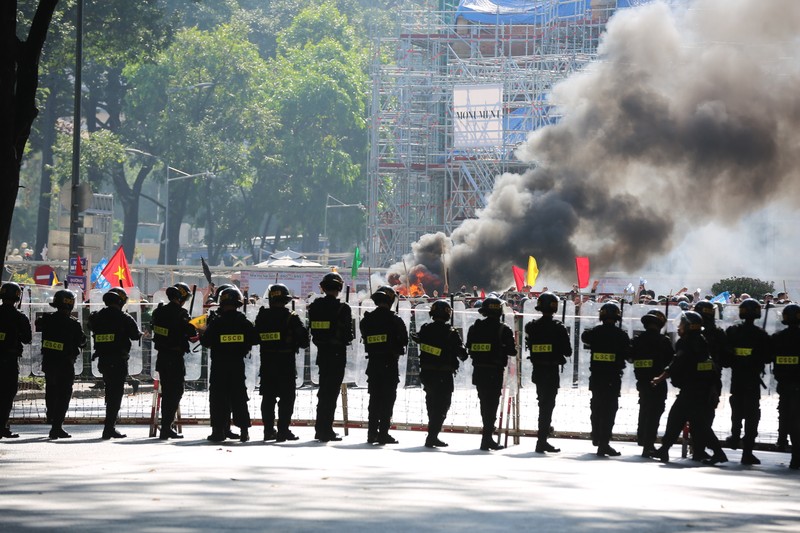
100 246 134 289
511 265 525 291
75 255 84 276
576 257 590 289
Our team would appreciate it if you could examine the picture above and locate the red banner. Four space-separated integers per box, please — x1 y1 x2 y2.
511 265 525 291
576 257 590 289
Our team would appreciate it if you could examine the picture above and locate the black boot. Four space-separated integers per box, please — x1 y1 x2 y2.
480 429 503 451
535 440 560 453
102 426 127 440
159 426 183 440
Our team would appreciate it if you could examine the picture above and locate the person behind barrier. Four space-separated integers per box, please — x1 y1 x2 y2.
36 289 86 440
412 300 468 448
360 286 408 445
524 292 572 454
580 301 630 457
308 272 353 442
88 288 142 440
151 282 197 440
628 309 673 458
652 311 727 465
255 284 309 442
722 298 770 465
467 297 516 451
200 287 259 442
0 282 32 439
770 304 800 469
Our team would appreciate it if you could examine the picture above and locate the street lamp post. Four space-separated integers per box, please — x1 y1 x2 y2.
323 194 366 253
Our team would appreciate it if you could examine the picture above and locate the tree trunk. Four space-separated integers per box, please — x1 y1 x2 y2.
34 86 57 260
0 0 59 275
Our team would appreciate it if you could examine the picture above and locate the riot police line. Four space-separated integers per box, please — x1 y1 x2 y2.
0 278 796 470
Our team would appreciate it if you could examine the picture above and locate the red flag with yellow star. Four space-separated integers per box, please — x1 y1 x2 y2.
100 247 134 289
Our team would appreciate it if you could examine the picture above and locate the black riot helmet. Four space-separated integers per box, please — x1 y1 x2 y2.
166 282 191 304
103 287 128 307
320 272 344 292
212 284 234 303
218 287 244 308
268 283 291 305
640 309 666 329
680 311 704 333
599 302 621 322
51 289 76 311
479 297 503 318
0 282 22 302
781 304 800 326
738 298 762 320
693 300 716 322
371 285 396 307
429 300 452 321
535 292 559 314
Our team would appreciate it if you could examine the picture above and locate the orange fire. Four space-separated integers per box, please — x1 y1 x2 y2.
391 264 441 298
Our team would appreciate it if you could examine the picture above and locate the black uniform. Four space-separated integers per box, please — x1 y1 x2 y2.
629 329 674 452
308 295 353 440
581 323 630 452
0 303 32 437
770 325 800 469
723 322 770 456
360 306 408 442
696 320 727 457
525 315 571 447
415 320 468 445
467 317 516 447
200 308 259 437
151 301 197 434
88 307 142 436
36 311 87 434
254 306 309 439
657 335 726 462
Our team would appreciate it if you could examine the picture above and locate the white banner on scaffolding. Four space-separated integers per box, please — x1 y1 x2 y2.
453 84 504 148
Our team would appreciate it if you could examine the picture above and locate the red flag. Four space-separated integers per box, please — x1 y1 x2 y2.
101 247 134 289
511 265 525 291
75 255 84 276
480 289 486 299
576 257 590 289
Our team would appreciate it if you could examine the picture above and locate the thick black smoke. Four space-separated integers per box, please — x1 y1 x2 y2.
396 0 800 291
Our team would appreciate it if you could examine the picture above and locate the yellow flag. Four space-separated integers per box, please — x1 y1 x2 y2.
526 256 539 288
189 314 207 329
51 271 60 286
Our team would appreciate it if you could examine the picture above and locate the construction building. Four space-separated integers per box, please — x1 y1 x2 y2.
366 0 649 267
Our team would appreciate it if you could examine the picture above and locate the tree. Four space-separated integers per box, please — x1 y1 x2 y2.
711 276 775 299
267 2 369 252
124 21 279 264
1 0 59 274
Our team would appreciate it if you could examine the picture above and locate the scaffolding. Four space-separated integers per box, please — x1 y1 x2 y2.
367 1 633 267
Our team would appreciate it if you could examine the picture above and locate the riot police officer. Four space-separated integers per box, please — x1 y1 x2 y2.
770 304 800 469
693 300 727 460
36 289 86 439
723 298 770 465
151 282 197 439
200 287 259 442
360 286 408 444
308 272 353 442
0 282 32 438
581 301 630 457
524 292 572 453
88 288 142 439
413 300 468 448
467 297 516 451
652 311 727 464
255 284 309 442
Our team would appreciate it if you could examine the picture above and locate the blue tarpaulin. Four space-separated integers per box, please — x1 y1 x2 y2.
455 0 589 25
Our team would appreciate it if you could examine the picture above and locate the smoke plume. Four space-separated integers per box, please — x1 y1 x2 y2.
394 0 800 292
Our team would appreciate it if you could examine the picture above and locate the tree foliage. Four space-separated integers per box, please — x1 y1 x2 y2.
711 277 775 299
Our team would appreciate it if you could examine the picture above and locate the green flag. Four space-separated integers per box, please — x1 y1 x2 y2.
351 246 362 278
